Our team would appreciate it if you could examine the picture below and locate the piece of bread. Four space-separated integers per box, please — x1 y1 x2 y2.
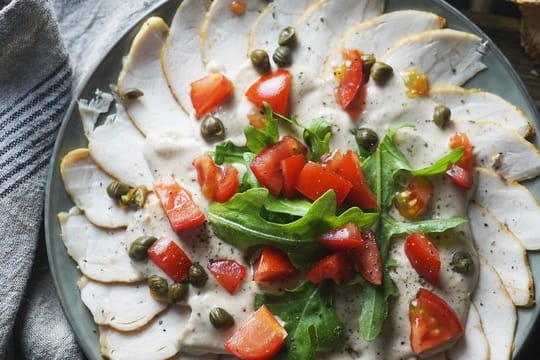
520 4 540 64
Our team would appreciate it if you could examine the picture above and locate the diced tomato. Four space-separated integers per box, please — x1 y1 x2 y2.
193 154 239 203
148 238 192 283
228 0 246 15
225 305 287 360
336 150 377 210
336 49 364 110
253 246 298 282
409 288 464 355
280 154 306 199
245 69 292 116
295 162 352 206
154 177 206 233
404 232 440 285
306 252 352 285
320 149 343 172
250 136 307 196
316 222 364 250
446 133 474 190
347 230 382 285
207 259 247 294
190 73 234 117
394 176 434 220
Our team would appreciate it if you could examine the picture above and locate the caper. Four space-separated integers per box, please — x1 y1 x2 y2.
209 307 235 329
370 61 393 85
200 115 226 142
188 263 209 288
361 53 376 83
148 275 168 301
273 46 292 67
120 88 144 100
278 26 296 47
352 127 379 154
120 185 149 209
106 180 131 200
451 251 473 274
250 49 271 73
168 282 189 303
433 104 451 129
128 236 157 261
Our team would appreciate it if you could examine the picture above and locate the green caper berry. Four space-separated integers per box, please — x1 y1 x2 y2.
361 53 376 82
250 49 271 73
120 186 149 209
278 26 296 47
370 61 393 85
433 104 451 129
451 251 473 274
148 275 168 301
128 236 157 261
273 46 292 67
121 88 144 100
168 282 189 303
106 181 131 200
188 263 209 287
200 116 226 141
353 127 379 153
209 307 235 329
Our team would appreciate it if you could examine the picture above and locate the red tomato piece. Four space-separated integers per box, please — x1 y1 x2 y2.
190 73 234 117
306 252 352 285
228 0 246 15
295 162 352 206
225 305 287 360
320 149 343 173
316 222 364 250
446 133 474 190
404 232 440 285
336 49 363 110
207 259 247 294
336 150 377 209
148 238 192 283
253 246 298 282
409 288 464 355
280 154 306 199
347 230 382 285
250 135 307 196
394 176 434 220
245 69 292 116
193 154 239 203
154 177 206 233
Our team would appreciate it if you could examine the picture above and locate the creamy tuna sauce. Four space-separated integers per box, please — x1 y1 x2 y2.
130 58 479 359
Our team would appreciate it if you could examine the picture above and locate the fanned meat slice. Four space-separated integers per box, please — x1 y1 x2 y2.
59 208 144 283
100 306 191 360
78 276 167 331
60 148 131 228
472 257 516 360
381 29 486 86
474 167 540 250
248 0 318 52
294 0 385 70
446 304 490 360
86 103 154 189
161 0 209 115
200 0 268 75
469 203 533 307
324 10 446 77
430 86 533 138
117 17 194 137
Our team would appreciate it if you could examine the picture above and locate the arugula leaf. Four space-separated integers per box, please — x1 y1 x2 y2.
263 196 312 217
255 281 344 360
303 118 332 161
212 141 259 190
411 147 464 176
244 103 279 153
208 188 377 268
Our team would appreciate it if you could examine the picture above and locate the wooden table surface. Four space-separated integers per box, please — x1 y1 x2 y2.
463 11 540 360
